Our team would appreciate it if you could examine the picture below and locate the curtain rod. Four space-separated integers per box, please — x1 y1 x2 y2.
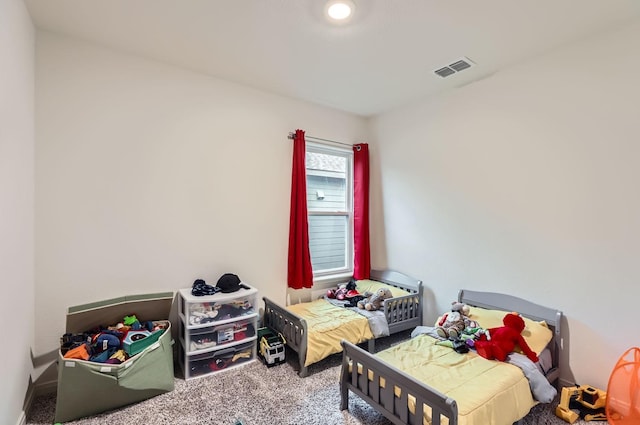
288 131 359 149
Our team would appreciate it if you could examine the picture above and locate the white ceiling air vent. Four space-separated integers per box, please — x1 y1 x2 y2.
434 57 475 78
434 67 456 78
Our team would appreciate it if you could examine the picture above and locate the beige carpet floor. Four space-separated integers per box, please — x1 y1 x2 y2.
27 332 608 424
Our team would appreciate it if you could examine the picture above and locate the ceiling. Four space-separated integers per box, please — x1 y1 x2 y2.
24 0 640 117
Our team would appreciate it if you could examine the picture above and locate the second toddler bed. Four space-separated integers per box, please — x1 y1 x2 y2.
340 289 562 425
263 269 423 377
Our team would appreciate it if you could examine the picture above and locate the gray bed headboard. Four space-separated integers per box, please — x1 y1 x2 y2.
458 289 563 387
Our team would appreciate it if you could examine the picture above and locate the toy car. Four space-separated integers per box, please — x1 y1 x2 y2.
257 327 286 366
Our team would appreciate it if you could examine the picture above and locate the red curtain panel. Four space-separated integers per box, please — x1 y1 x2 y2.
287 129 313 289
353 143 371 280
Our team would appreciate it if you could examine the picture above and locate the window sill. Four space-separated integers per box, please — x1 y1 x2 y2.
313 272 352 285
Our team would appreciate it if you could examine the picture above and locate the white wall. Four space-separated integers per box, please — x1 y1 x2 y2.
0 0 35 423
370 20 640 390
30 11 640 404
34 32 368 356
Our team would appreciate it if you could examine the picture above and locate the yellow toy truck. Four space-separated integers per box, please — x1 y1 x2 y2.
555 385 607 423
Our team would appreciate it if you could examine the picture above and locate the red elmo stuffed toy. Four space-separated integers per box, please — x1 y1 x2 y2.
474 313 539 363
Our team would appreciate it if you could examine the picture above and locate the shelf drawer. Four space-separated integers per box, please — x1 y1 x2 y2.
188 320 255 353
180 289 258 327
186 340 255 378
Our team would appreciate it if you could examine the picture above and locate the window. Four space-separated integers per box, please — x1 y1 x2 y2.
305 143 353 278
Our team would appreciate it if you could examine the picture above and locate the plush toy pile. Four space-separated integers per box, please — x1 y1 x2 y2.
357 288 393 311
325 279 394 311
326 279 358 300
436 301 476 338
432 304 538 363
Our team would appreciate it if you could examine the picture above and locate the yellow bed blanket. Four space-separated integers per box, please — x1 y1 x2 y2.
287 280 409 367
288 299 372 367
375 335 536 425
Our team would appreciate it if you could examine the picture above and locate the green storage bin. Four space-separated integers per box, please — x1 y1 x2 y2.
54 293 175 423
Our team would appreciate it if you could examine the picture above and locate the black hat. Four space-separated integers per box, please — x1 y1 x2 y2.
216 273 246 293
191 279 219 296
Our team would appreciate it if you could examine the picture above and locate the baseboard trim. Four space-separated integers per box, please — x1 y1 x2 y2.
15 410 26 425
558 378 575 388
22 380 36 423
23 378 57 423
35 379 57 396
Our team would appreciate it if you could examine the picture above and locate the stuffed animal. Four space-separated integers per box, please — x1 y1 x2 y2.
474 312 539 363
436 302 473 339
327 279 357 300
459 327 489 348
327 284 346 300
357 288 393 311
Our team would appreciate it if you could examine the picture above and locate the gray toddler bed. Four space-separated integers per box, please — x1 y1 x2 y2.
263 269 423 377
340 289 563 425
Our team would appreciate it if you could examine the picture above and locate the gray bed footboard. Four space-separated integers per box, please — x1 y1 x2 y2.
371 269 423 335
262 296 310 377
341 340 458 425
384 292 422 335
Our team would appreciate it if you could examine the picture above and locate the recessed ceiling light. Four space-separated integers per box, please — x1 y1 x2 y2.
325 0 355 23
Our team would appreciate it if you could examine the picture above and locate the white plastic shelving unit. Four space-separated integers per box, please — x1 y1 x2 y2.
177 284 258 380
